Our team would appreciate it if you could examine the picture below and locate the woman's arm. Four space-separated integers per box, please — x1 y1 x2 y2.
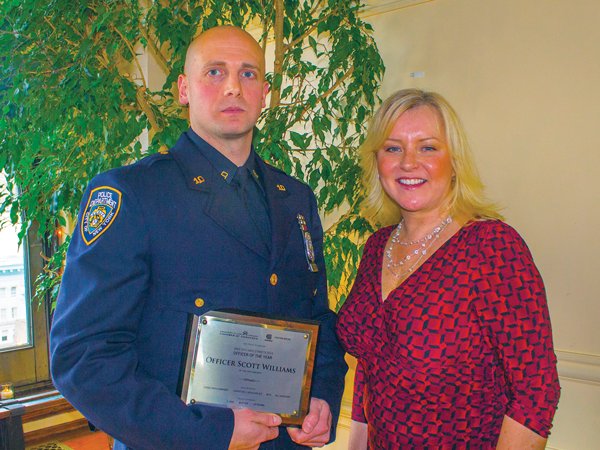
346 360 368 450
348 420 368 450
473 223 560 439
496 415 547 450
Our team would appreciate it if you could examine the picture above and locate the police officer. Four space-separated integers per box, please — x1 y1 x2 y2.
50 25 347 450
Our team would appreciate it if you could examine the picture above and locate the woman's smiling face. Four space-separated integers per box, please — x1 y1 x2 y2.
376 105 455 217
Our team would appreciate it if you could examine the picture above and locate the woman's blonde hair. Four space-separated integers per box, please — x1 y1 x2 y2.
359 89 503 226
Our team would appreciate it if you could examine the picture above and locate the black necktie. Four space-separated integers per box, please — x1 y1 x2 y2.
234 167 271 250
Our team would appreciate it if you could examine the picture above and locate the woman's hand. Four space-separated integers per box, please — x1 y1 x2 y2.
495 415 547 450
348 419 368 450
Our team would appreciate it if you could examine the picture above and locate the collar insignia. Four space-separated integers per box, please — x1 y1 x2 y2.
194 176 205 184
221 171 228 179
81 186 122 245
277 184 286 191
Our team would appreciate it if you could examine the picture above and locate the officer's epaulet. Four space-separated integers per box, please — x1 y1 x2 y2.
139 150 173 167
264 162 287 175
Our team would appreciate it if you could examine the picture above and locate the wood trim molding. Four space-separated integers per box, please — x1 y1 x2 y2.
555 350 600 386
21 396 75 423
0 390 86 449
335 349 600 431
246 0 435 35
0 391 66 421
361 0 436 17
24 417 89 445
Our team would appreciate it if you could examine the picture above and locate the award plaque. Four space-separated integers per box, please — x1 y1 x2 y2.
178 310 319 426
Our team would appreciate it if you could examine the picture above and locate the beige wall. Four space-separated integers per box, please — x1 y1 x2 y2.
371 0 600 354
328 1 600 449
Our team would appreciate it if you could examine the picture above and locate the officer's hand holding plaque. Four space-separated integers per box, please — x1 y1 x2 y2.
178 310 319 426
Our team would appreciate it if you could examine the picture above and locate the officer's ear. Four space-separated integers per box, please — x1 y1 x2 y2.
178 74 190 105
261 81 269 108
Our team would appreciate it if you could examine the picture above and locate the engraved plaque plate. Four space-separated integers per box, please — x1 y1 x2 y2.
178 310 319 426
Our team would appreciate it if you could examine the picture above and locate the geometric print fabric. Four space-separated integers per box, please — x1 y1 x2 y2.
336 220 560 449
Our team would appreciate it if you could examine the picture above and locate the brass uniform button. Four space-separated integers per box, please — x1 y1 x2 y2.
270 274 278 286
195 298 204 307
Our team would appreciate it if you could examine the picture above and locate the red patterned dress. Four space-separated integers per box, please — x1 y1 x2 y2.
336 220 560 449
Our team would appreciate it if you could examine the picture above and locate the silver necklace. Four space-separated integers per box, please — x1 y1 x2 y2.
386 216 452 278
397 216 452 246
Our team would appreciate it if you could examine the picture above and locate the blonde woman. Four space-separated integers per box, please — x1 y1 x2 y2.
336 89 560 449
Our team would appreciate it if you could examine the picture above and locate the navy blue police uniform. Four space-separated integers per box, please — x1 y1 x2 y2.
50 131 348 450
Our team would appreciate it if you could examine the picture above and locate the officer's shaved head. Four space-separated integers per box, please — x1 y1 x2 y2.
177 24 270 158
184 25 266 79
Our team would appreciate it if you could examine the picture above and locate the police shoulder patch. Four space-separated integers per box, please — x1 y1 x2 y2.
81 186 122 245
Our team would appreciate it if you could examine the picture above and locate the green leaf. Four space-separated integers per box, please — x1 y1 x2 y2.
0 0 384 309
289 131 305 149
308 35 318 56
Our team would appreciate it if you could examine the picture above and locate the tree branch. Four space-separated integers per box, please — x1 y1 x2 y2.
108 26 164 145
283 8 336 52
324 210 360 237
291 65 354 127
111 24 148 90
269 0 284 109
139 25 170 76
44 13 84 41
43 16 57 33
27 65 73 75
323 188 367 240
261 19 269 54
260 0 270 53
69 20 85 39
96 54 109 69
0 30 29 37
136 88 162 133
308 0 325 17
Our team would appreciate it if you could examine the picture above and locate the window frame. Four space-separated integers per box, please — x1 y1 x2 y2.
0 222 53 394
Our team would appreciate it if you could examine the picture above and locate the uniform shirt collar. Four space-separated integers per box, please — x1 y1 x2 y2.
186 128 265 195
186 128 238 184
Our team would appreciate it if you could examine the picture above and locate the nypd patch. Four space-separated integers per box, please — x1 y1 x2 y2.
81 186 122 245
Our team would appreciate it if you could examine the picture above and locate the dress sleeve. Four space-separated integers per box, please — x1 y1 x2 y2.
351 360 367 423
472 223 560 438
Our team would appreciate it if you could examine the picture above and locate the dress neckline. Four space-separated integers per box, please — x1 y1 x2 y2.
378 222 470 303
